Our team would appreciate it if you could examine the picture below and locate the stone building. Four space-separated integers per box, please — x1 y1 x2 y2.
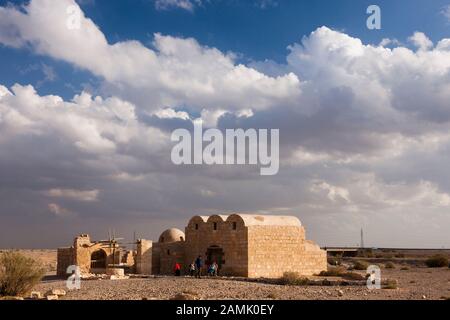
136 214 326 278
58 214 326 278
57 234 124 277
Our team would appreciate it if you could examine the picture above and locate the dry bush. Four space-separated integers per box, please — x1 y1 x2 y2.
352 261 369 270
385 262 395 269
341 272 365 281
0 251 45 297
425 255 449 268
279 272 309 286
400 266 409 271
327 256 342 266
319 267 346 277
319 267 365 281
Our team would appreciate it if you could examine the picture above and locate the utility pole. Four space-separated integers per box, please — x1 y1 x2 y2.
360 228 365 248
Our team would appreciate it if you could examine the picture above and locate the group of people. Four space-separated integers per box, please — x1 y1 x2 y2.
173 255 219 278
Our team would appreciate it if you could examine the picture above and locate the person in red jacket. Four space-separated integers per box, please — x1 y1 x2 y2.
174 262 181 276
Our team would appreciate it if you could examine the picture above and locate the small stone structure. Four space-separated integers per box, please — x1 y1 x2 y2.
57 234 128 277
57 214 326 278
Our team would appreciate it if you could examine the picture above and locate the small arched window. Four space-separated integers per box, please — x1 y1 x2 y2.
213 222 217 230
167 249 170 255
195 224 199 230
232 222 237 230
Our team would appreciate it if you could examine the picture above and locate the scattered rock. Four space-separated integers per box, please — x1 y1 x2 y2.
0 296 24 300
46 295 59 301
106 268 125 277
337 290 344 297
109 275 130 280
30 291 43 300
46 289 66 297
422 295 427 299
170 293 200 300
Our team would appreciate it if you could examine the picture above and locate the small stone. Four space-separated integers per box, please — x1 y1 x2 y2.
46 289 66 296
46 295 59 301
170 293 199 300
106 268 125 277
422 295 427 299
30 291 43 300
337 290 344 297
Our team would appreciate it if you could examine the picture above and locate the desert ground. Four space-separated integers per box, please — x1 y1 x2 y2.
1 249 449 300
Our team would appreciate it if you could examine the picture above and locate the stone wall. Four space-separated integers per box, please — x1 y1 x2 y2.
156 241 185 275
57 234 122 275
184 215 248 277
136 240 152 275
73 235 93 274
56 247 74 277
247 226 326 278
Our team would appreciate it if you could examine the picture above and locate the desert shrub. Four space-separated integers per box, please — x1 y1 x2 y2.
395 253 405 258
0 251 45 297
352 261 369 270
383 279 398 290
364 249 374 258
319 268 365 281
400 266 409 271
327 256 342 266
319 267 346 277
321 279 332 286
357 249 373 258
385 262 395 269
425 255 449 268
341 272 365 281
280 272 309 286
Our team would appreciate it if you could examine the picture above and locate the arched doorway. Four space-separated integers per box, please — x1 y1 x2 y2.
90 249 107 269
206 246 225 271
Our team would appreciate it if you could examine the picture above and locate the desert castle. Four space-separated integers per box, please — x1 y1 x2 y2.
57 214 326 278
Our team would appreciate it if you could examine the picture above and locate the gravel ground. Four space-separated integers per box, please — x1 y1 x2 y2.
34 267 450 300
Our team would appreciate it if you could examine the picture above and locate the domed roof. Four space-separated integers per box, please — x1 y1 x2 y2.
158 228 185 243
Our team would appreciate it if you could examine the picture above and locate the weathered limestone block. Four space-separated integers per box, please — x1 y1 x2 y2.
106 268 125 276
46 289 66 297
136 239 152 274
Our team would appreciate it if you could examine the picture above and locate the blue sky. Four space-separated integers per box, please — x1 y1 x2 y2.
1 0 450 248
1 0 449 100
